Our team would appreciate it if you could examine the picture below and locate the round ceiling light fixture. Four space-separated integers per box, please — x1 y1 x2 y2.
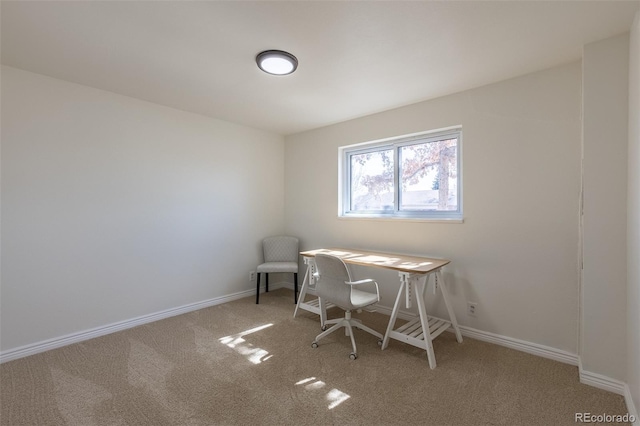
256 50 298 75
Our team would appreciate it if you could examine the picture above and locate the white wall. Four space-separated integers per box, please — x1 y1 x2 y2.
628 10 640 417
285 62 582 354
581 34 629 382
0 66 285 352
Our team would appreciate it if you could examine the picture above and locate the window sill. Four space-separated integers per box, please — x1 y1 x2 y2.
338 215 464 224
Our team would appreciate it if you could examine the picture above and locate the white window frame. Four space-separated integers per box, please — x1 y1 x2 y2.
338 127 463 222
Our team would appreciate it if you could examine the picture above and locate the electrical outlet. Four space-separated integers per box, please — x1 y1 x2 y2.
467 302 477 317
249 271 256 281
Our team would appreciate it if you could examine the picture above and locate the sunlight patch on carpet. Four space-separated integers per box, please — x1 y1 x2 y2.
326 388 350 409
296 377 351 410
219 323 273 364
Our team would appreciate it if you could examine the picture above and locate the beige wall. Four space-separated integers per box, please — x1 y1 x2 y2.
581 34 629 382
628 10 640 416
0 66 286 352
285 62 582 354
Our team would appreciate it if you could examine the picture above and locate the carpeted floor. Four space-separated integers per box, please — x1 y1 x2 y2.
0 288 631 425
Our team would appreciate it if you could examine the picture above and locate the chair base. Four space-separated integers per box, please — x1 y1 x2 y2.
311 310 383 359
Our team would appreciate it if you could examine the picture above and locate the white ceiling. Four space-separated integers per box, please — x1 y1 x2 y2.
2 1 639 135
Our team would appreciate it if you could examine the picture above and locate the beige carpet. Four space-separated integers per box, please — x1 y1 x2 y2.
0 288 630 425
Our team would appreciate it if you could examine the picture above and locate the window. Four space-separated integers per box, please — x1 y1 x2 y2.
340 127 462 221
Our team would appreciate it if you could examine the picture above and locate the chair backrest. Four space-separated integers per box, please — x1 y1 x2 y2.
262 236 299 262
314 254 354 309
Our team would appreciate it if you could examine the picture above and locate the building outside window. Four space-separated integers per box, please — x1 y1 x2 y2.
339 127 462 221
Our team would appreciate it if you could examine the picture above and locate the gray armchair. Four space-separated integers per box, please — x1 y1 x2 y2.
256 236 299 304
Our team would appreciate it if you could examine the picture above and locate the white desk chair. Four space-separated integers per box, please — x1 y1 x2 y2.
256 236 299 304
311 253 383 360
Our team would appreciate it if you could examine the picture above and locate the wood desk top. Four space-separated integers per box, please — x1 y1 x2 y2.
300 248 450 274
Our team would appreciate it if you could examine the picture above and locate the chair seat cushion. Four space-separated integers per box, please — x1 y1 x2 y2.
350 288 379 308
256 262 298 273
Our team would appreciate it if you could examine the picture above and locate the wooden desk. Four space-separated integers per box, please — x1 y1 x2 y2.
293 248 463 369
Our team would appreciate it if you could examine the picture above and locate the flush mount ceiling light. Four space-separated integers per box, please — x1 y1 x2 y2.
256 50 298 75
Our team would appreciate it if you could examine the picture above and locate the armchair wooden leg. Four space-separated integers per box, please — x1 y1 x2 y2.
294 273 298 303
266 273 269 292
256 273 261 304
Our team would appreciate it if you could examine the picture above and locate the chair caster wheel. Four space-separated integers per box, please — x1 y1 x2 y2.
349 352 357 360
377 339 383 346
311 342 318 349
321 325 328 331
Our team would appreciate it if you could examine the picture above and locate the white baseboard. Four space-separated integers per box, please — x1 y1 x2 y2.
456 325 579 366
0 287 257 364
624 384 640 425
578 359 627 395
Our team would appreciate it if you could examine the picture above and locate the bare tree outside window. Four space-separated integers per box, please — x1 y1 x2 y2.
341 129 462 220
400 138 457 211
350 149 394 211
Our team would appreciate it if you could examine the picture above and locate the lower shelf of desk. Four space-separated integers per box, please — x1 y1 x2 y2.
297 296 335 316
387 315 451 350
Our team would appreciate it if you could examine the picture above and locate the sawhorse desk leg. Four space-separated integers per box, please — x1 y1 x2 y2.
293 257 331 328
381 268 462 369
293 259 311 318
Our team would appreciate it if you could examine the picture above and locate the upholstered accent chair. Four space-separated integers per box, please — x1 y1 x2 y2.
256 236 299 304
